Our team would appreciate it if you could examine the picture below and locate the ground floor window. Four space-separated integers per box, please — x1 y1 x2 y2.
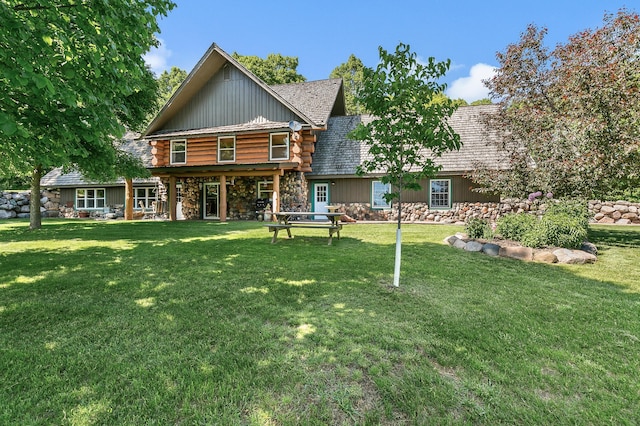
135 187 157 209
371 180 392 209
76 188 105 209
429 179 451 209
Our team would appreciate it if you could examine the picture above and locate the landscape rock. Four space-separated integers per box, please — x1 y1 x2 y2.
533 251 558 263
453 239 467 250
481 243 501 257
464 241 484 252
499 246 534 261
580 241 598 255
444 235 459 246
553 249 597 264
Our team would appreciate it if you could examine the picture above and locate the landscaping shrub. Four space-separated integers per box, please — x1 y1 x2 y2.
497 200 589 249
496 213 536 241
465 217 493 239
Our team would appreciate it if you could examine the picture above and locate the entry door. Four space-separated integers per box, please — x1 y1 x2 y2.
203 183 219 219
313 182 329 220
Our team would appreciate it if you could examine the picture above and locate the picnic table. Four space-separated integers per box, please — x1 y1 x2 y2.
265 212 344 245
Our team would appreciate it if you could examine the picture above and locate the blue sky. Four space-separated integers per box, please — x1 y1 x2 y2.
144 1 634 102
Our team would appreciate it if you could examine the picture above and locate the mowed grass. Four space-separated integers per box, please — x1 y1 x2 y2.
0 220 638 425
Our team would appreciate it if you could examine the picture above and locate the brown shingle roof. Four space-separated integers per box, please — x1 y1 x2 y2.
308 104 507 176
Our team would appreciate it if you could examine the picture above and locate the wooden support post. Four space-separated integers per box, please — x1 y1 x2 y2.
220 175 227 222
169 176 177 221
124 178 133 220
273 173 280 213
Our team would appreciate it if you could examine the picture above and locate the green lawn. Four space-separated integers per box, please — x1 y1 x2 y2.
1 220 638 425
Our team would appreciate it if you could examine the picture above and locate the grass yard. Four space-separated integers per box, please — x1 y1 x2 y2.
1 220 639 425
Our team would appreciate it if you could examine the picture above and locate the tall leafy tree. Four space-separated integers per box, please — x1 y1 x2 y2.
232 52 306 85
473 8 640 199
330 54 366 115
349 43 460 287
154 66 187 115
0 0 175 229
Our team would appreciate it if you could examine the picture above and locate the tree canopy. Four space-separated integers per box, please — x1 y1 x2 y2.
330 54 366 115
232 52 306 85
349 42 460 286
154 66 187 116
0 0 175 228
472 8 640 199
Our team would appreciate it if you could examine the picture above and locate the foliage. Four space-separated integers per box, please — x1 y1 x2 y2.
232 52 306 85
429 92 468 107
0 0 175 228
496 212 537 241
472 8 640 199
469 98 493 105
465 217 493 239
154 65 187 115
497 200 589 248
1 220 639 424
349 43 461 212
330 54 366 115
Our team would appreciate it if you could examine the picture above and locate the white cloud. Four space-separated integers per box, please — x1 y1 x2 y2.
143 38 172 76
446 63 496 103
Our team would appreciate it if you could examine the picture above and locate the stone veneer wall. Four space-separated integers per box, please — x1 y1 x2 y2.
331 199 640 225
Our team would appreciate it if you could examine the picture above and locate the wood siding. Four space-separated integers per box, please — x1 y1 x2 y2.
151 130 317 172
320 176 500 205
162 66 300 132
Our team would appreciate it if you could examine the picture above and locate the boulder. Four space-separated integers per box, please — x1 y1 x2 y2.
453 238 467 250
481 243 501 256
464 241 484 252
444 235 459 246
580 242 598 255
533 251 558 263
553 249 597 264
0 209 15 219
499 246 534 261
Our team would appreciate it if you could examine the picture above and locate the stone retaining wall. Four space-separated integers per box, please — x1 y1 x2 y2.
333 199 640 225
0 190 61 219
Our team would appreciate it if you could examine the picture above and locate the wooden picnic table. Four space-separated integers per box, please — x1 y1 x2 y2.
265 212 344 245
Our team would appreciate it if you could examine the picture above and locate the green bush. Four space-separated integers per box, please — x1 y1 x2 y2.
496 213 537 241
465 217 493 239
521 212 588 249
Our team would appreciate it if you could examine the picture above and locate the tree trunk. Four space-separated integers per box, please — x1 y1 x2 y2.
393 179 402 287
29 166 42 230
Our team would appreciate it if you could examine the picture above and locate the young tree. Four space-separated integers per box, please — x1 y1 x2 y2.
232 52 306 85
473 8 640 199
0 0 175 229
330 54 366 115
349 43 461 287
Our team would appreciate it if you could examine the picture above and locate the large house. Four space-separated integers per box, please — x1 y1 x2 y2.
42 43 504 221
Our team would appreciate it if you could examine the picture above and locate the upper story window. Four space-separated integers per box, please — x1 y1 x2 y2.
270 132 289 161
430 179 451 209
218 136 236 162
170 140 186 165
76 188 105 210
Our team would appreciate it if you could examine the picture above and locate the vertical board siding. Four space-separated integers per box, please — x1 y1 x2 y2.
320 176 499 205
163 66 298 132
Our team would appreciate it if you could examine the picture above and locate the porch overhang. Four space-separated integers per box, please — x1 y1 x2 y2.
149 162 298 177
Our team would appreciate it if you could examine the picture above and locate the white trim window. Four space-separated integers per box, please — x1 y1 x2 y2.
170 139 187 165
134 187 157 210
217 135 235 162
371 180 392 210
258 180 273 199
269 132 289 161
76 188 105 210
430 179 452 209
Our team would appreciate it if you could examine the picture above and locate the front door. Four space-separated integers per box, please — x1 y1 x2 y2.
203 183 219 219
313 182 329 220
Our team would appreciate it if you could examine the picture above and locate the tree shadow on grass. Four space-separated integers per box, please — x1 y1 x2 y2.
588 225 640 249
1 222 639 424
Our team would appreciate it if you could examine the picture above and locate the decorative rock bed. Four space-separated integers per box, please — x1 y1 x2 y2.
444 233 598 265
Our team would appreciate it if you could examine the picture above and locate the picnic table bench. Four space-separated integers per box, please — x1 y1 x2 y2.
265 212 344 245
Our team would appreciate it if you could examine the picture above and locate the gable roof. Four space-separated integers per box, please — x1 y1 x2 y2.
144 43 344 138
40 133 158 188
308 104 508 177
